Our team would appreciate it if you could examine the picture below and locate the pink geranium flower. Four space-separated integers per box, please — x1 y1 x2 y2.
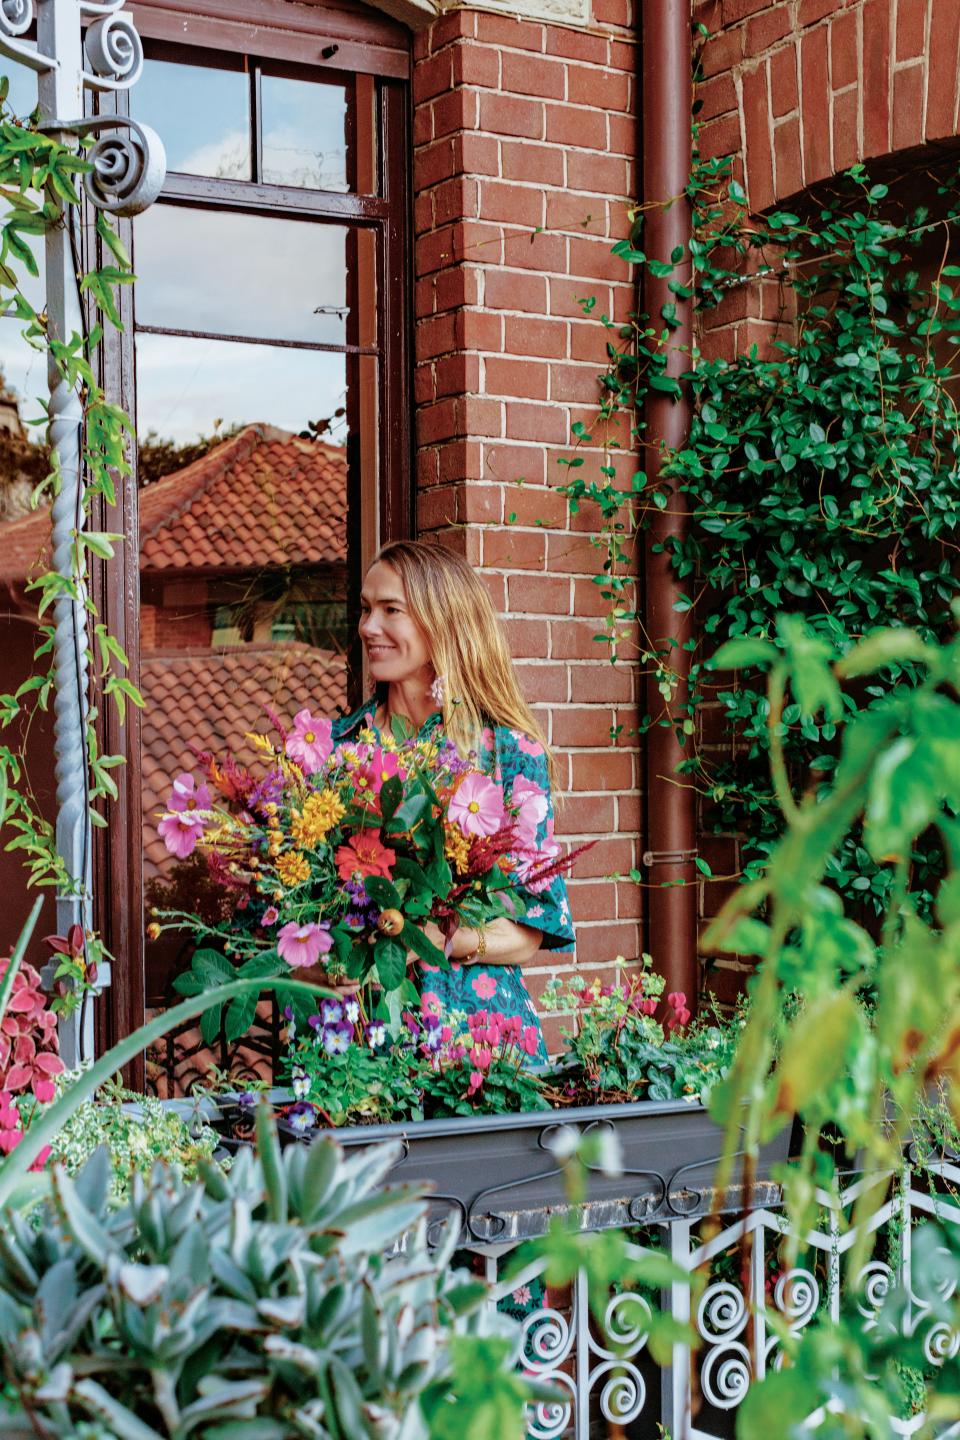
285 710 333 774
158 811 205 859
277 921 333 969
168 772 212 814
448 773 505 837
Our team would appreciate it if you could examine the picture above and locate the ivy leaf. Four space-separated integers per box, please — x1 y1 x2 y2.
710 637 778 670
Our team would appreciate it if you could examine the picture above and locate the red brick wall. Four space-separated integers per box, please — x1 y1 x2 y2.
410 3 643 1017
696 0 960 213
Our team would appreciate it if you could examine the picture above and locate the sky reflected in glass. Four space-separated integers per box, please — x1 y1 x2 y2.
135 333 348 446
261 75 348 192
132 59 250 180
134 206 350 345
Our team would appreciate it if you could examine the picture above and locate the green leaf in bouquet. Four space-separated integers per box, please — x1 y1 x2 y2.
378 773 403 822
424 854 453 896
402 921 448 969
390 713 415 743
373 937 406 990
392 788 432 831
173 948 234 996
392 855 432 893
363 874 403 911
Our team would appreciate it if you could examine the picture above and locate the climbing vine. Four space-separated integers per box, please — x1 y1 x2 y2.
557 40 960 923
0 79 139 903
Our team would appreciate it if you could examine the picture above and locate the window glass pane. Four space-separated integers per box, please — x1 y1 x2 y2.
132 58 251 181
4 49 40 119
260 74 349 192
134 206 352 345
136 337 354 1091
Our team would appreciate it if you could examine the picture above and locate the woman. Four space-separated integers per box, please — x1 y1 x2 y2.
330 539 574 1061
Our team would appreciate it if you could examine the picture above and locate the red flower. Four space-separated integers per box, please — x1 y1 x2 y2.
335 830 397 882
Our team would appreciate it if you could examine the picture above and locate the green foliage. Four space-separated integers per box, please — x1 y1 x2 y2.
557 109 960 920
703 618 960 1432
0 86 139 893
0 1109 530 1439
44 1076 221 1204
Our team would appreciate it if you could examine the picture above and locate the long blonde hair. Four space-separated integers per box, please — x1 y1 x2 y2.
371 539 559 789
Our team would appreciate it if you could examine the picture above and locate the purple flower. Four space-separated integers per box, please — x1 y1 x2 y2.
287 1102 316 1133
344 998 360 1024
291 1066 310 1100
249 768 283 813
322 1023 352 1056
237 1091 257 1108
422 1026 443 1053
321 998 343 1025
308 1014 322 1031
365 1021 386 1048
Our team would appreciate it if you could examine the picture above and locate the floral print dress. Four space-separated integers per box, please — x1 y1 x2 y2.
331 701 575 1061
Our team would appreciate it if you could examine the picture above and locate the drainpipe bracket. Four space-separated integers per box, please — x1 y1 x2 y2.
642 848 698 868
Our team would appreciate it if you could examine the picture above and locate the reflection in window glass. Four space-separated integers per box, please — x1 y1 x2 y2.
132 58 250 180
134 206 350 345
136 334 351 1088
135 333 348 446
261 75 349 192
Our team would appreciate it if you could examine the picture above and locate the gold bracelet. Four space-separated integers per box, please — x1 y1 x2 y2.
475 924 487 961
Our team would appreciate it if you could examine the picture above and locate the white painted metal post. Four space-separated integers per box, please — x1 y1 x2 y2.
0 0 165 1065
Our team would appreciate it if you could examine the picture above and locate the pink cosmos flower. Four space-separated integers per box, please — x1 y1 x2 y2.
448 773 505 837
285 710 334 775
511 774 548 848
158 811 205 860
168 772 212 814
362 747 406 795
261 906 279 927
277 921 333 969
470 971 498 1001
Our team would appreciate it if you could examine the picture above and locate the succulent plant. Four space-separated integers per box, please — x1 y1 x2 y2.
0 1105 523 1439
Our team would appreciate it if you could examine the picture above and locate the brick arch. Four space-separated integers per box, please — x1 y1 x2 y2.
696 0 960 211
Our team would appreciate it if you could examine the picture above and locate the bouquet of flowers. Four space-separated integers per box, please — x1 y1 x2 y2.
156 708 579 1042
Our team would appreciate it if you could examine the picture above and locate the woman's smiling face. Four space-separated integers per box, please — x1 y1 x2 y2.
359 561 432 685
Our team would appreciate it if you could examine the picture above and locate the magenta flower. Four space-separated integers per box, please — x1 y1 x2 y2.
277 921 333 969
285 710 333 774
168 772 212 814
261 906 279 927
158 811 205 859
448 773 505 837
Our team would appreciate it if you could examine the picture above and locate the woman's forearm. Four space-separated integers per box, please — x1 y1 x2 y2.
450 916 542 967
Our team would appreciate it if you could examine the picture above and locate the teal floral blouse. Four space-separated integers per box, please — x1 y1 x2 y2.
331 701 575 1063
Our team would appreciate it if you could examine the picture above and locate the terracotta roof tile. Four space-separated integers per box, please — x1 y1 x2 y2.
0 426 346 583
141 642 348 879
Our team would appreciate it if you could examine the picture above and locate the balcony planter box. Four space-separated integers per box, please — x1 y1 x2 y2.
275 1096 792 1243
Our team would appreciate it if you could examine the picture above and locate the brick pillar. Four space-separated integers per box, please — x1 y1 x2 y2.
411 4 644 988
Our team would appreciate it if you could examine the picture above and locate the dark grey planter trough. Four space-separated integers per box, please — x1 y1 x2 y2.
278 1097 792 1243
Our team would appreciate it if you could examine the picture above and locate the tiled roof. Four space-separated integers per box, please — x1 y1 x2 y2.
141 642 348 879
0 426 347 583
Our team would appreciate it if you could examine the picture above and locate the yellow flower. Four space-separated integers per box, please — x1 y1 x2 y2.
276 851 311 888
444 822 470 875
358 726 378 745
245 732 277 755
146 922 161 941
290 789 346 847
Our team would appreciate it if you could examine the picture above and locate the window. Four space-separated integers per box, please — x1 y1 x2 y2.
0 1 412 1087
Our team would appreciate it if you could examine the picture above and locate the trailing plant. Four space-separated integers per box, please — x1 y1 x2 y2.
0 1107 534 1440
555 46 960 919
0 79 140 895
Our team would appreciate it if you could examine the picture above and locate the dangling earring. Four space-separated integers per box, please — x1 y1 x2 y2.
428 672 446 706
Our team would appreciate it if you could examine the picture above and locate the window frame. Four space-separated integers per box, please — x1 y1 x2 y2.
92 4 413 1072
